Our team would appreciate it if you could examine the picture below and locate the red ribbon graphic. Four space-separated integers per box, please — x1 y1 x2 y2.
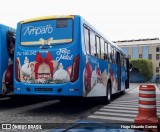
34 52 54 79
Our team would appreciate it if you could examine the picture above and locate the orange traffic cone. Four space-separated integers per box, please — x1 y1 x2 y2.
134 85 159 132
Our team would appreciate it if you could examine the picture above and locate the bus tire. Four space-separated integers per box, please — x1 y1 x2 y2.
120 90 125 95
106 82 111 104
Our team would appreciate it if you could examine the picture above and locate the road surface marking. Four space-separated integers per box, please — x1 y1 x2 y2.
103 106 138 110
88 115 134 122
94 111 137 118
99 108 138 114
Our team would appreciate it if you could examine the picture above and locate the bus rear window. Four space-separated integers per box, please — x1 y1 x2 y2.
57 19 68 28
21 19 73 46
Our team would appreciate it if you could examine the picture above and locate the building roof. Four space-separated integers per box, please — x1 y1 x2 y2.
113 38 160 47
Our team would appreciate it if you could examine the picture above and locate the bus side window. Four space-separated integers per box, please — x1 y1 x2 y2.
6 31 15 58
120 54 124 66
108 43 111 62
96 36 101 58
114 47 117 64
100 38 105 59
90 30 96 57
111 46 114 63
84 27 90 54
104 42 108 60
124 58 127 67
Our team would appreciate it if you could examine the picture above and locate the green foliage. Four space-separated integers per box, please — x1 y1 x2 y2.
130 58 153 81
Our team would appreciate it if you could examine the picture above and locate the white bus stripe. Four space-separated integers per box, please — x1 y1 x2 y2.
99 108 138 114
94 111 137 118
88 115 134 122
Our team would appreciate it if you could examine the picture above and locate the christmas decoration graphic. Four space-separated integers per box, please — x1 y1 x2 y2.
53 63 70 83
2 58 14 95
83 58 107 97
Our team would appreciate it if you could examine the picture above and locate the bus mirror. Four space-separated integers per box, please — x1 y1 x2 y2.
129 63 132 71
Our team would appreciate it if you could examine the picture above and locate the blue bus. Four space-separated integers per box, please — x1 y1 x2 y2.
0 24 15 96
14 15 129 103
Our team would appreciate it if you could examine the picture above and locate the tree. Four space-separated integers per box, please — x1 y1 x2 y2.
130 59 153 82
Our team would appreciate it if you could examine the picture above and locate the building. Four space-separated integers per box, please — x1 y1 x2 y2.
114 38 160 82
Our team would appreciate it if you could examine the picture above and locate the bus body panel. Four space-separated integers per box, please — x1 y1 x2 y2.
0 24 15 95
81 18 129 97
14 16 83 96
14 15 129 98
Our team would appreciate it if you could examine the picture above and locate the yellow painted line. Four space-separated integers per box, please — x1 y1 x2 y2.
21 39 72 45
21 15 74 24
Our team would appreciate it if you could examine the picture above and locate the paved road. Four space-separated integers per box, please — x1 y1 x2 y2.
0 83 159 131
52 84 159 131
84 83 160 123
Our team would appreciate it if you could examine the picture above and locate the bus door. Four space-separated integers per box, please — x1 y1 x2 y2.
116 51 121 91
125 58 129 89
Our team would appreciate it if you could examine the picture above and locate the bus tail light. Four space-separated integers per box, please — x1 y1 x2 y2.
15 58 21 82
69 88 79 91
70 55 80 82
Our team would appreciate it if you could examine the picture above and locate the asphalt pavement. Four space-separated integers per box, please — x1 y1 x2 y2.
54 83 160 132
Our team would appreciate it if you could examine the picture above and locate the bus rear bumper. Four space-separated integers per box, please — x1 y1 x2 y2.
14 82 82 96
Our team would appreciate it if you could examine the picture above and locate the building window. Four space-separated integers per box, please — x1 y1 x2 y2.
139 54 142 58
132 47 138 59
156 47 160 52
128 54 131 59
142 46 148 59
148 54 152 60
156 54 160 60
156 74 160 82
122 47 128 55
156 67 159 73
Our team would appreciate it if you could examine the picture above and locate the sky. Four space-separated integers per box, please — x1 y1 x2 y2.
0 0 160 41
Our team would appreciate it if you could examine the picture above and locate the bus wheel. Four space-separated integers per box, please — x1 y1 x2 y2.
120 90 125 95
106 82 111 104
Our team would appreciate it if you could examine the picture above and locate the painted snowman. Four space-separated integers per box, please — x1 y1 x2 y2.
21 57 31 81
53 63 70 83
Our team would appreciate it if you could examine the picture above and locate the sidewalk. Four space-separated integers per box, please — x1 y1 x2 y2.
156 83 160 89
125 83 140 93
128 83 160 94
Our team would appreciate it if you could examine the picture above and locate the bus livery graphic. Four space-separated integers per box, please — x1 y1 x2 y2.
14 15 129 100
0 25 16 95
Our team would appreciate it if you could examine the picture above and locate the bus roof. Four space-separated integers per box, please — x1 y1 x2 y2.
21 15 75 24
